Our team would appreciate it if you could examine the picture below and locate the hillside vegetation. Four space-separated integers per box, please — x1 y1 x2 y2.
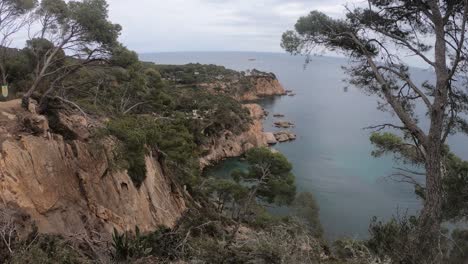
0 0 467 263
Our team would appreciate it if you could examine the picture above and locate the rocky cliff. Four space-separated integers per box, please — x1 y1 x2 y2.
199 75 286 102
199 104 268 169
238 76 286 101
0 100 186 237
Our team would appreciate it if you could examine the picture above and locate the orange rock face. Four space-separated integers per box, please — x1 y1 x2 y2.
0 100 186 237
238 76 286 101
199 104 268 169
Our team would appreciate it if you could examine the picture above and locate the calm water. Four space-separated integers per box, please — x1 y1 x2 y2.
140 52 468 240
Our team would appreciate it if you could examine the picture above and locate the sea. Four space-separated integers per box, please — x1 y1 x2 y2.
140 52 468 240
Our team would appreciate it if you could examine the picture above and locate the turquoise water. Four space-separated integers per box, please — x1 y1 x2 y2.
140 52 467 240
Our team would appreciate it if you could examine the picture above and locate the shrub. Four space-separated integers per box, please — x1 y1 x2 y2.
106 115 199 187
11 235 90 264
111 227 152 261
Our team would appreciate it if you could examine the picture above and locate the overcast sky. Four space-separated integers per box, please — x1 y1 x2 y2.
107 0 359 53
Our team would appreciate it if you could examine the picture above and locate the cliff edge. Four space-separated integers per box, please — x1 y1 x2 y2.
239 75 286 101
199 103 268 169
0 100 186 237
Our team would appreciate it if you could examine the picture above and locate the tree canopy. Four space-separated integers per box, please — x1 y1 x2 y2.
22 0 122 110
282 1 468 262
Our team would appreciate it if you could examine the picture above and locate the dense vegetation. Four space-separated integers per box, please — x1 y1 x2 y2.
155 63 277 99
1 0 467 263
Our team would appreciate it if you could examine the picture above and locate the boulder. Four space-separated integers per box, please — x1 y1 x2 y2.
49 112 90 140
264 132 277 145
23 114 49 137
273 113 285 118
274 131 297 142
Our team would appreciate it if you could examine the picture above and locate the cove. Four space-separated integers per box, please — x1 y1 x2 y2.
140 52 468 240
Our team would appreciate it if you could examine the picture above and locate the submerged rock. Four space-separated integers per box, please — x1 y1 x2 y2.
274 120 295 128
273 113 285 118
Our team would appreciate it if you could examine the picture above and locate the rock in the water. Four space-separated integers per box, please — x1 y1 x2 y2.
274 120 295 128
274 131 296 142
264 132 277 145
273 113 285 118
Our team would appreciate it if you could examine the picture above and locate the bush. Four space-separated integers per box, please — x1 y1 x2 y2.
11 235 90 264
111 227 152 261
366 215 420 263
106 115 199 187
292 192 323 237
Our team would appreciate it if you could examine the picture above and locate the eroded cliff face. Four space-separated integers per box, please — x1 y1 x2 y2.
238 76 286 101
198 75 286 168
199 104 268 169
0 100 186 237
200 75 286 102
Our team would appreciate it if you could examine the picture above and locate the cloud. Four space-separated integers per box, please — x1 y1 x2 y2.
106 0 355 53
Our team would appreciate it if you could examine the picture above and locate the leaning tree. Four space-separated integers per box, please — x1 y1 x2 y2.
0 0 37 89
21 0 121 111
282 0 468 262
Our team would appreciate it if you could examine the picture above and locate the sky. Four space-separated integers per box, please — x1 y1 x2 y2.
107 0 361 53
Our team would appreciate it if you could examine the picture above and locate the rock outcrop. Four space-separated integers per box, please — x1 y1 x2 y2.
199 75 286 102
264 132 278 145
199 104 268 168
0 100 186 237
239 76 286 101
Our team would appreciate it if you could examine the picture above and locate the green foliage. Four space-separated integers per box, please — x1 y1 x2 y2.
445 229 468 263
370 132 423 164
10 235 90 264
246 204 284 229
281 11 377 57
370 132 468 222
442 153 468 221
366 215 420 263
106 115 198 187
243 147 296 205
110 44 139 68
156 63 240 84
203 178 248 214
332 239 376 263
233 220 324 264
292 192 323 237
122 208 324 264
366 215 468 263
68 0 121 47
111 227 152 261
4 0 37 12
171 88 252 142
25 38 66 68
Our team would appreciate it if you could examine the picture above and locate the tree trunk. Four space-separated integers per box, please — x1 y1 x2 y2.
416 4 448 262
21 78 42 109
418 144 444 262
416 84 446 263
